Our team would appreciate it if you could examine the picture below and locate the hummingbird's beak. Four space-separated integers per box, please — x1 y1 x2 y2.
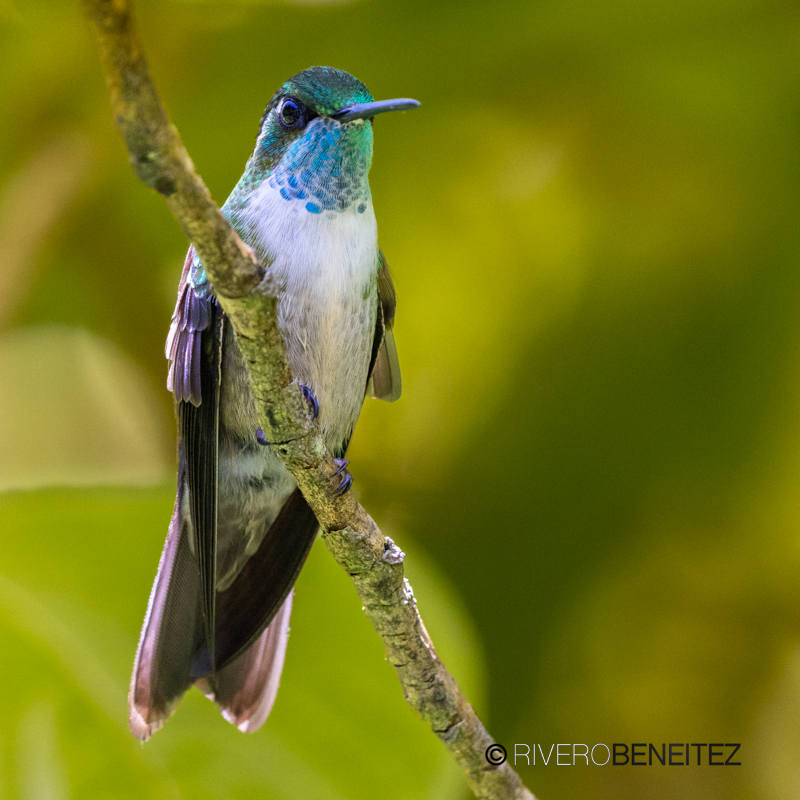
331 98 420 123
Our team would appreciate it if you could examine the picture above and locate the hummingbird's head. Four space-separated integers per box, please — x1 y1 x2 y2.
250 67 418 215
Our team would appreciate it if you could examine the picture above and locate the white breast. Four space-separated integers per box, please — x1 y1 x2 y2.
239 182 379 453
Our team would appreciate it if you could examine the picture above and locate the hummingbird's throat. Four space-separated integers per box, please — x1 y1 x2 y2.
267 118 373 215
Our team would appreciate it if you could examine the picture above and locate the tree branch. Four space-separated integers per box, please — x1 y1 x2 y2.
82 2 535 797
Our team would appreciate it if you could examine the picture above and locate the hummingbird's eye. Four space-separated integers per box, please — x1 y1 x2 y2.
278 98 304 129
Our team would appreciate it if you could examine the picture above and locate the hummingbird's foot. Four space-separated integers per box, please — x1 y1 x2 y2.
301 384 319 419
255 428 270 446
332 457 352 495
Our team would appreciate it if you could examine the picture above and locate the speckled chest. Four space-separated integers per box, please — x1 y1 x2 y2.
266 117 373 216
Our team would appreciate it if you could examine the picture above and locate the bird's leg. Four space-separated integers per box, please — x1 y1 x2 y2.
332 457 352 495
300 381 351 494
301 384 319 419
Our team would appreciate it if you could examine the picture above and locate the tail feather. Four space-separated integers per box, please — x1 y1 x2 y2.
129 493 202 740
212 591 294 733
130 488 315 739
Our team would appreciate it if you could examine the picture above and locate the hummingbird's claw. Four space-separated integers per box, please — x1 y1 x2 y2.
301 385 319 419
333 457 349 476
255 428 270 446
332 457 353 495
335 472 353 496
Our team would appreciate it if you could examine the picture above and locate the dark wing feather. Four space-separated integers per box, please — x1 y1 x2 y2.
191 487 319 673
366 250 401 402
130 246 220 738
179 299 222 672
167 244 222 672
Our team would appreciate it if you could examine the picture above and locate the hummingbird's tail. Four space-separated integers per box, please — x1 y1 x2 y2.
205 590 294 733
128 492 201 740
129 485 318 740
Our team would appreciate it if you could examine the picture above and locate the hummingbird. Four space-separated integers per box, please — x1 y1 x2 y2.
128 67 417 739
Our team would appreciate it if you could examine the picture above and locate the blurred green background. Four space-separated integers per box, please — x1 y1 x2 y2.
1 0 799 797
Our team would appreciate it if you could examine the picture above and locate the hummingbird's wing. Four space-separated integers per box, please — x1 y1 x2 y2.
367 250 401 402
130 248 221 738
167 246 221 667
